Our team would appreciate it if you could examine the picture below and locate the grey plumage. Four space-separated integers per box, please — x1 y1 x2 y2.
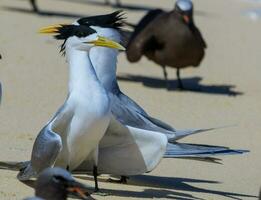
75 26 248 177
23 167 92 200
18 104 72 181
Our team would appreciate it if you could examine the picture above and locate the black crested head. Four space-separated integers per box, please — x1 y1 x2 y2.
50 24 96 55
54 24 96 40
77 10 125 29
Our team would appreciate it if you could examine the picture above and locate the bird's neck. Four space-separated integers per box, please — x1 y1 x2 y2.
66 47 99 94
89 47 119 92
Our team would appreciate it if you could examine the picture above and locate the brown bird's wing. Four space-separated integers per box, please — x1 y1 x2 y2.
126 9 164 62
193 26 207 49
129 9 164 41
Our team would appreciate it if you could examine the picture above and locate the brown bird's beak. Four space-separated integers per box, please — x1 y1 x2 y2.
183 15 190 24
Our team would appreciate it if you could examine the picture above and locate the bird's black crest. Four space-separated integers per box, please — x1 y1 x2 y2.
53 25 96 55
77 10 125 29
54 25 96 40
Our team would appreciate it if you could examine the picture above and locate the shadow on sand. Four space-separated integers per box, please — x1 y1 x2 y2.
117 74 243 96
16 174 257 199
74 175 256 200
59 0 211 16
2 1 211 18
1 6 87 18
59 0 156 11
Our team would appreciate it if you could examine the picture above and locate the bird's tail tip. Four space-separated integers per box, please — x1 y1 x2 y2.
0 160 30 171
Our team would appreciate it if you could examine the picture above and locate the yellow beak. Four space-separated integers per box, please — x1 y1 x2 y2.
38 24 69 34
86 36 126 51
39 24 126 51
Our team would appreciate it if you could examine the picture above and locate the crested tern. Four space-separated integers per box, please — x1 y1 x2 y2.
69 12 248 178
14 19 125 192
0 11 248 187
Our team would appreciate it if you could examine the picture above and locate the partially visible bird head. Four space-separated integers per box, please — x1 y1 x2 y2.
175 0 194 24
39 11 126 54
35 167 90 200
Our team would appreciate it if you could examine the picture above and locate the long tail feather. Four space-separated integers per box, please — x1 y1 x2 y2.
164 143 249 163
171 125 236 141
172 156 223 164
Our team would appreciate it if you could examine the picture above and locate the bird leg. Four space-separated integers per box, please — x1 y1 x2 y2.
30 0 39 13
115 0 121 6
107 176 129 184
176 68 184 90
92 166 109 196
93 166 99 192
162 65 171 90
104 0 110 5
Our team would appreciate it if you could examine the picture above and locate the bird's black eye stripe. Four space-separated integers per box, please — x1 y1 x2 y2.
55 25 96 40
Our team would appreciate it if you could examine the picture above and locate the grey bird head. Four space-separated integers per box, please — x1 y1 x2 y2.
33 167 91 200
175 0 194 24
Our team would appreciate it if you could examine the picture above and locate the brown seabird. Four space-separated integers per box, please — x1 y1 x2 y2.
126 0 207 90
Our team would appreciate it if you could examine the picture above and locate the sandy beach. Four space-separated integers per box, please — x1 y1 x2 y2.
0 0 261 199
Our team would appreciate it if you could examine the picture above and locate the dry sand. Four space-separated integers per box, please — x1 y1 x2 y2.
0 0 261 199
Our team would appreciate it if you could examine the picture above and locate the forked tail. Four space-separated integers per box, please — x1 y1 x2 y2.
164 143 249 164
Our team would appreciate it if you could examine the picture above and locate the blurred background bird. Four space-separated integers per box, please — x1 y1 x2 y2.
126 0 206 90
23 167 92 200
30 0 39 13
28 0 122 13
104 0 122 7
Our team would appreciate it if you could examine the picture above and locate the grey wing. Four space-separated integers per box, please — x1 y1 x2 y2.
31 123 62 174
76 116 167 176
111 92 222 142
143 115 176 132
31 101 74 174
111 92 175 135
17 122 62 181
117 91 147 115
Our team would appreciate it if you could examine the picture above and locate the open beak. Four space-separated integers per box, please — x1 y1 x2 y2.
86 36 126 51
67 180 93 200
38 24 69 34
